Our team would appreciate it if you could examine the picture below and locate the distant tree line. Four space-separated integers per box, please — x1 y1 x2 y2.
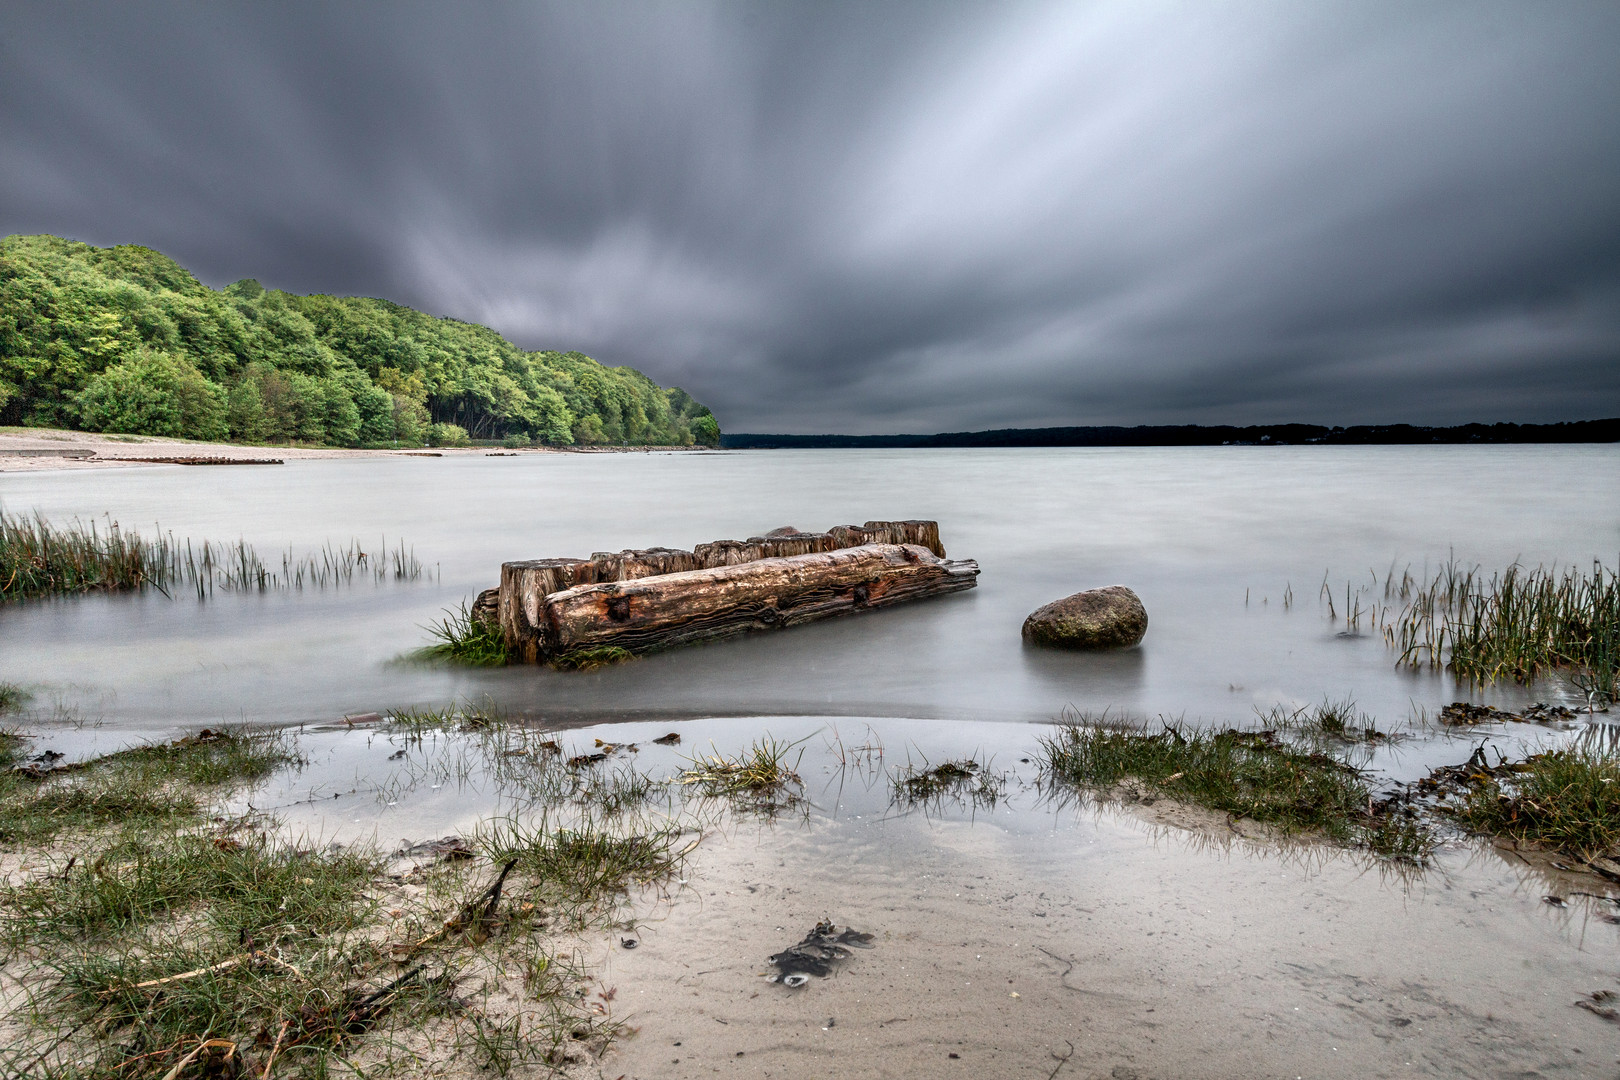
0 234 720 448
723 419 1620 449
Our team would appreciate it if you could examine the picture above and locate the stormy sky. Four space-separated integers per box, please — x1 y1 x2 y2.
3 2 1618 432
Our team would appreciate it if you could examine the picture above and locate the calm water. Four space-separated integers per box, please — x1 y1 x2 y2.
7 447 1620 1076
2 446 1617 733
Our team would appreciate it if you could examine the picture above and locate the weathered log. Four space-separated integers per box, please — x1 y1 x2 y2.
498 558 598 663
692 539 766 567
587 547 703 581
494 520 959 661
539 543 978 657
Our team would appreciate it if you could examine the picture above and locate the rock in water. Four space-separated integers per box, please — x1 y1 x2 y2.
1022 585 1148 649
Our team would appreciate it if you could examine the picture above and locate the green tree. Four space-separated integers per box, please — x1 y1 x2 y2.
690 413 721 446
74 347 227 440
427 421 469 447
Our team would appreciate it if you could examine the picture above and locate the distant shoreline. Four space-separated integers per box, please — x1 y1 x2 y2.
722 417 1620 449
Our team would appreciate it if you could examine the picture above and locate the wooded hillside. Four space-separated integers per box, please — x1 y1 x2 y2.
0 235 719 447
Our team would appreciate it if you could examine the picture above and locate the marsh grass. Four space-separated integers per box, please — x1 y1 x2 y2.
0 509 426 602
2 830 381 947
418 600 513 666
479 815 686 918
1039 720 1432 861
676 737 805 814
0 728 299 846
0 680 27 714
387 701 504 736
4 821 643 1077
573 764 664 817
891 754 1006 812
1255 696 1400 749
1451 744 1620 860
0 823 388 1080
1391 559 1620 706
0 718 666 1078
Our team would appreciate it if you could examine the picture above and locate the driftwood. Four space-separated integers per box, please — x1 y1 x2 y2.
489 520 972 663
543 543 977 656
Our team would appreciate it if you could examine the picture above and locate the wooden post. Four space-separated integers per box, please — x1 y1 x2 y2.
498 558 596 663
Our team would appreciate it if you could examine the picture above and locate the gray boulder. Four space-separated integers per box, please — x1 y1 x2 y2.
1022 585 1148 649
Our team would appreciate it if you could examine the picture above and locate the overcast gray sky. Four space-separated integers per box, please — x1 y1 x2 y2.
3 1 1617 432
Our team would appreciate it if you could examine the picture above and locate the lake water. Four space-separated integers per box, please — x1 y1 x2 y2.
3 445 1616 736
7 446 1620 1076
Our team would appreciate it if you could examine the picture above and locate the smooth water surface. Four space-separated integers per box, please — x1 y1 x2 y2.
2 445 1616 731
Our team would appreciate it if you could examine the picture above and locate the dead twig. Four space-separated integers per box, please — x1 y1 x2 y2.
108 949 307 995
260 1019 291 1078
406 858 519 955
1047 1039 1075 1080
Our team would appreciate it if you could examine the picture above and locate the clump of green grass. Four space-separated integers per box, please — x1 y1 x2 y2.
0 728 299 846
892 755 1005 811
1039 721 1432 861
1256 696 1399 746
0 728 24 769
2 830 380 946
0 680 27 714
418 600 513 665
1451 745 1620 860
1 509 426 603
551 644 635 671
2 830 388 1080
1393 559 1620 706
388 701 505 735
676 737 804 814
479 816 685 917
574 765 663 817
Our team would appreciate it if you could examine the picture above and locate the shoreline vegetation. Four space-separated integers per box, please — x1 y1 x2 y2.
1392 560 1619 707
0 714 800 1079
0 706 1615 1075
0 234 720 449
0 510 426 603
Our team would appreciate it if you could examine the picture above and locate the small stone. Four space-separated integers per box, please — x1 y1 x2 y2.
1022 585 1148 649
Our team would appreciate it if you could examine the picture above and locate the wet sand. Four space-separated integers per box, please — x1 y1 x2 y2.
597 808 1618 1079
220 714 1620 1080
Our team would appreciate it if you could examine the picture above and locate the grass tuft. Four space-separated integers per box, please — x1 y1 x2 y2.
892 755 1005 811
1392 559 1619 706
479 815 685 918
1255 696 1399 747
0 728 299 846
1451 745 1620 860
1039 720 1432 861
676 737 804 814
417 600 513 666
0 680 27 714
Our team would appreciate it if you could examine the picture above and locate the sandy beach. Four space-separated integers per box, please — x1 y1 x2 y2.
0 428 714 472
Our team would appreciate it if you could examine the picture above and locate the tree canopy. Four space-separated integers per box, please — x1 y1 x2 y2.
0 234 719 447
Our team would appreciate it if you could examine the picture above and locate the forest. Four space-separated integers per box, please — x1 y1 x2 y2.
0 234 719 448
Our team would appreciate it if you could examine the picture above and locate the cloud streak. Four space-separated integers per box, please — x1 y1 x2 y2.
3 0 1617 431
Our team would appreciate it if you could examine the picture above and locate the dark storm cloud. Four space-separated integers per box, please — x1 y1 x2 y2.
3 0 1618 431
